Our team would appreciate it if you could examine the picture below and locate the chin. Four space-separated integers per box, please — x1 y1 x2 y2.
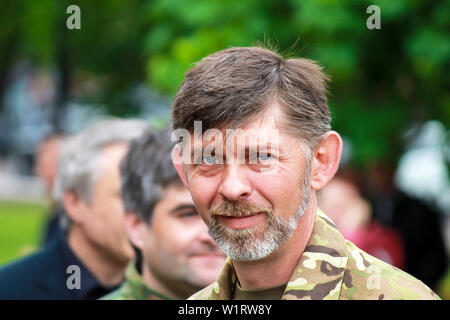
113 247 135 265
188 272 221 288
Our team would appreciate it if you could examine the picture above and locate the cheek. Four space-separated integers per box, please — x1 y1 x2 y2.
154 221 197 256
90 200 126 238
189 176 219 220
142 232 164 264
102 195 125 221
250 168 304 214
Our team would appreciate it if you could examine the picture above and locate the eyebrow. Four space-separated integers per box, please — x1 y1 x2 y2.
170 204 197 214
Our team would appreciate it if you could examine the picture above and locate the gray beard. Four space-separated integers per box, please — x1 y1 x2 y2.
208 169 311 262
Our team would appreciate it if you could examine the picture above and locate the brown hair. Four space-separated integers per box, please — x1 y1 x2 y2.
172 46 331 149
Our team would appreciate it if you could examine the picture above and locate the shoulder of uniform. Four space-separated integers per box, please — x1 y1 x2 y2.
99 286 127 300
188 282 216 300
342 241 440 300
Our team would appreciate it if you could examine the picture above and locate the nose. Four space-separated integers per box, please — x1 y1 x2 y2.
218 164 251 201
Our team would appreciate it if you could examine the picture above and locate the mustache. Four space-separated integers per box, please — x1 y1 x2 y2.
209 200 272 217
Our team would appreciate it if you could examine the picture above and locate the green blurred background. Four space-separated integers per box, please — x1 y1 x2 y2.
0 201 46 264
1 0 447 163
0 0 448 288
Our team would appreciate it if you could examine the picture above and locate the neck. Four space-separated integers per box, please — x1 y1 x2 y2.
67 227 127 287
141 262 199 299
232 196 317 290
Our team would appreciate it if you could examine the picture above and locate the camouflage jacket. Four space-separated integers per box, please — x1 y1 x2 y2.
190 209 440 300
100 261 170 300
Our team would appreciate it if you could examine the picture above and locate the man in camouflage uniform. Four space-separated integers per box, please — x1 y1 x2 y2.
101 261 171 300
101 129 226 300
190 209 439 300
170 47 440 300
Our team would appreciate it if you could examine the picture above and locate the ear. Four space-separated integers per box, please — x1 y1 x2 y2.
309 131 343 191
172 144 189 188
63 191 87 225
124 212 146 250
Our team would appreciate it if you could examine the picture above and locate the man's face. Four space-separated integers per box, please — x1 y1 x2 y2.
181 107 312 261
80 143 134 264
139 184 226 290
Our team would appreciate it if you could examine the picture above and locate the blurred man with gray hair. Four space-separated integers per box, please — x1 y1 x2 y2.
0 118 148 299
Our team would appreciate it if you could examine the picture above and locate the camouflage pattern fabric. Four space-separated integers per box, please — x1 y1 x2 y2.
189 209 440 300
100 261 171 300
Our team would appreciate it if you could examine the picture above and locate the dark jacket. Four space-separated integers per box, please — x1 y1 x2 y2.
371 190 448 290
0 237 117 300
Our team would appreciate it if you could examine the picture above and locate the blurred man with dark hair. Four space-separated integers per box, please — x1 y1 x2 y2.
102 129 226 300
0 118 148 299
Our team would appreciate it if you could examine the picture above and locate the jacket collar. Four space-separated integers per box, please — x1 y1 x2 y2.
282 209 349 300
208 208 349 300
37 236 116 299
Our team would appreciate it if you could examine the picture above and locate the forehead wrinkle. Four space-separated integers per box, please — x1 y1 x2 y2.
191 105 287 153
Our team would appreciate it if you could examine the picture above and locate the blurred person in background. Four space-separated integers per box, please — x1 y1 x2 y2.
102 129 226 300
319 169 406 270
34 133 67 246
363 163 448 292
34 134 61 194
0 118 148 299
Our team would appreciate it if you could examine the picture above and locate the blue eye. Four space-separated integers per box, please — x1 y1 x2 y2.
203 155 217 165
258 153 272 162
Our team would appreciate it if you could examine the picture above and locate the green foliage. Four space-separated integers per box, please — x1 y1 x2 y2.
0 0 448 166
